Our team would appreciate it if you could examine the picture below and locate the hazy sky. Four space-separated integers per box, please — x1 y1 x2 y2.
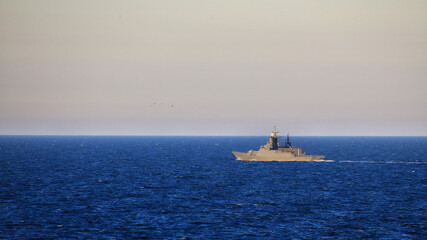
1 0 426 135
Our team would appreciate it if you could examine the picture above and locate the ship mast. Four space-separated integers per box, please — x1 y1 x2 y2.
284 133 292 148
269 125 279 150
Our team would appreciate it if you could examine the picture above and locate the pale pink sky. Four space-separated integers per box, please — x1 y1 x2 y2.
1 0 426 135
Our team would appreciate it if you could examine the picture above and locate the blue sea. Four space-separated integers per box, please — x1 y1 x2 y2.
0 136 426 239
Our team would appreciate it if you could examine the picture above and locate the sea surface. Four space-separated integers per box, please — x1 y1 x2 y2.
0 136 426 239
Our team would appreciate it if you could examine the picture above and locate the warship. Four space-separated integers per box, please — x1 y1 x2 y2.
232 127 325 161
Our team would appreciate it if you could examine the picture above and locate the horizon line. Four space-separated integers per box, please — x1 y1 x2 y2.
1 134 426 137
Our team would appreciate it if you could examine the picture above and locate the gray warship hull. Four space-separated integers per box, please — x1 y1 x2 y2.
232 149 325 162
232 127 325 162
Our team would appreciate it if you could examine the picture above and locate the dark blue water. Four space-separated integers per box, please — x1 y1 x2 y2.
1 136 426 239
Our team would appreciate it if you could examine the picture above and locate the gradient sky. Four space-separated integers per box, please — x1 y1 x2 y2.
1 0 426 135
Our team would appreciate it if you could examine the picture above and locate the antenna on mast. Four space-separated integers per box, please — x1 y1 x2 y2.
271 125 279 138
